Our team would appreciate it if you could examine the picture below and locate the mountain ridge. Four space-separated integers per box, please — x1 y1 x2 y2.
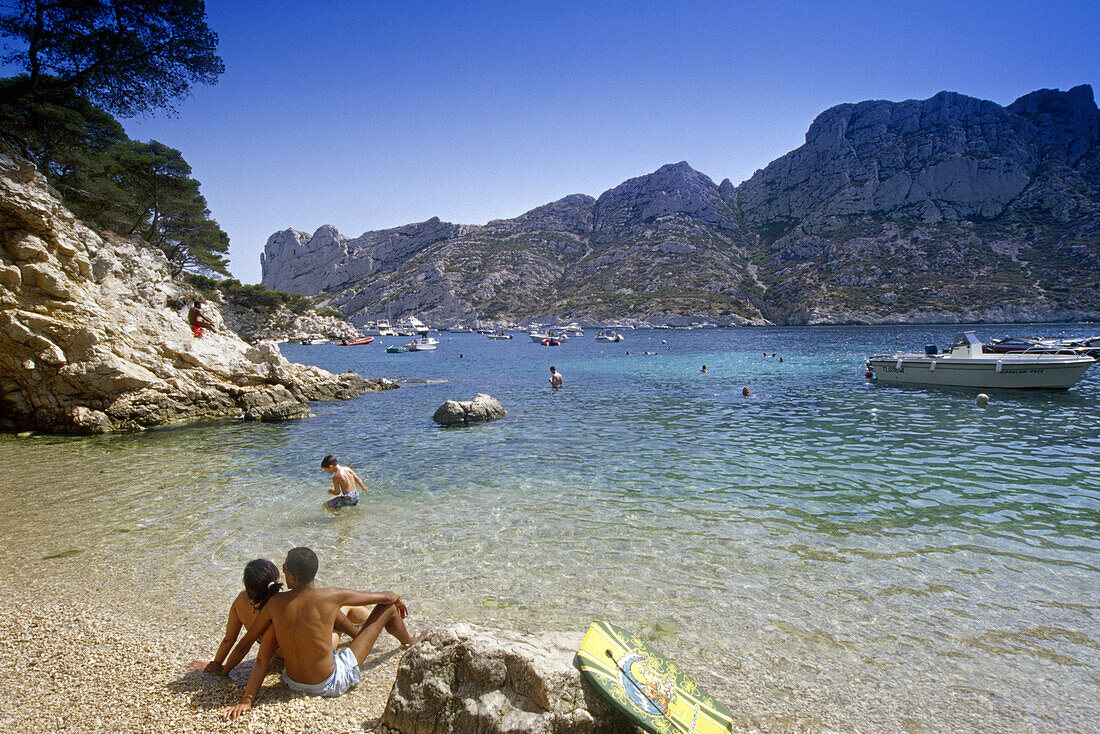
261 85 1100 326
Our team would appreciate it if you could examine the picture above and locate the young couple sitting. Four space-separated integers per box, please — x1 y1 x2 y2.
193 546 426 721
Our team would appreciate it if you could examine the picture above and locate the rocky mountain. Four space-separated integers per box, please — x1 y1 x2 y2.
0 153 388 434
262 85 1100 326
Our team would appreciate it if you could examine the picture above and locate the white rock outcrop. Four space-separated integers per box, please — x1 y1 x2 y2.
380 625 634 734
0 153 385 434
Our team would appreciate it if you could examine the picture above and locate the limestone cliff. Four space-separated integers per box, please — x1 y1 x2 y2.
0 153 387 434
260 85 1100 326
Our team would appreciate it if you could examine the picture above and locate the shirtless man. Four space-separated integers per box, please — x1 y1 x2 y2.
222 547 426 720
187 300 217 337
548 365 563 388
321 455 368 509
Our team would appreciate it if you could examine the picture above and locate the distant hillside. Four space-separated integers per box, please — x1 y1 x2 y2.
261 85 1100 326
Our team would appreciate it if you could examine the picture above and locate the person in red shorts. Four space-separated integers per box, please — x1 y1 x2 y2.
187 300 217 337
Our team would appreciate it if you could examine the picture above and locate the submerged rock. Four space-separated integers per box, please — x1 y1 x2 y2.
381 624 634 734
0 153 391 434
432 393 506 425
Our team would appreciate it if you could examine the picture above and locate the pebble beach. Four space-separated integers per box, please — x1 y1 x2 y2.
0 575 408 733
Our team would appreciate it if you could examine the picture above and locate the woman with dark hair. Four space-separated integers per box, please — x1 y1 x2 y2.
193 560 369 673
193 559 284 676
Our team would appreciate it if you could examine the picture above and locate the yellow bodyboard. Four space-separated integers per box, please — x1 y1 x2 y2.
577 621 734 734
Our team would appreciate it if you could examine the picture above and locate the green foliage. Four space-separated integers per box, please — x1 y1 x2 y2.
1 78 230 276
757 218 798 245
189 275 319 316
110 139 229 275
0 0 223 117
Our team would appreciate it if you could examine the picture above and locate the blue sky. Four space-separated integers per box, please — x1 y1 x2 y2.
119 0 1099 283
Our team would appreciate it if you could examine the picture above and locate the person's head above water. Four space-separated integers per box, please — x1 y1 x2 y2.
321 455 338 472
284 546 318 587
243 559 282 610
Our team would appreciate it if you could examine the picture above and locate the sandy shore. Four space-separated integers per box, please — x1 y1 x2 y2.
0 580 410 733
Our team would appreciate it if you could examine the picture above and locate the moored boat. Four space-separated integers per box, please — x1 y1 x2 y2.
531 329 566 343
337 336 375 346
406 337 439 351
986 335 1100 358
595 331 623 343
867 331 1096 390
385 345 407 354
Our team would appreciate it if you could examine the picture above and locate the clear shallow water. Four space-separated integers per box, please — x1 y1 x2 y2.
2 325 1099 731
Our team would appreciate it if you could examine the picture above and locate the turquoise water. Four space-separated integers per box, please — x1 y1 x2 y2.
1 325 1098 731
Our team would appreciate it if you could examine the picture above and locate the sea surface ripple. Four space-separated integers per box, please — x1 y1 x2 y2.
1 324 1098 731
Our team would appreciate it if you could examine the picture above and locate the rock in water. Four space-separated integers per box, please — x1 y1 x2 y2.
0 152 390 434
381 624 635 734
432 394 506 425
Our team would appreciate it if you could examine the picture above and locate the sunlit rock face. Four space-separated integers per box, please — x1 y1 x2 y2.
736 85 1099 226
0 153 378 434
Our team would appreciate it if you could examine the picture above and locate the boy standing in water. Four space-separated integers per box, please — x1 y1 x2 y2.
321 455 368 509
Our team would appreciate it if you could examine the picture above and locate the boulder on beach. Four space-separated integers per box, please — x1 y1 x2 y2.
432 393 506 425
381 624 634 734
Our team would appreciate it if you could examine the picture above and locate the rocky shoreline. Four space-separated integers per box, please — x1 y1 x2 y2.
0 153 392 435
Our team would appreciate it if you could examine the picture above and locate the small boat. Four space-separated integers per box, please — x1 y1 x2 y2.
406 337 439 351
540 337 561 347
487 329 512 340
397 316 431 337
385 345 408 354
595 331 623 343
299 338 327 345
531 330 566 343
337 336 375 346
365 320 397 337
556 324 585 337
866 331 1096 390
985 335 1100 358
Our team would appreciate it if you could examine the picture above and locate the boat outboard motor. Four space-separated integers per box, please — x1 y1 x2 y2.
924 344 938 356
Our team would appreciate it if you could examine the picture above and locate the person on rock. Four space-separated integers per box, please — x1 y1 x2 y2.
220 547 427 720
187 300 217 337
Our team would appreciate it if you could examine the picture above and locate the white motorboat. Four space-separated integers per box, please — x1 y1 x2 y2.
299 337 328 345
487 329 512 340
529 330 567 343
365 320 397 337
406 337 439 351
397 316 430 337
867 331 1096 390
595 331 623 343
556 324 585 337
